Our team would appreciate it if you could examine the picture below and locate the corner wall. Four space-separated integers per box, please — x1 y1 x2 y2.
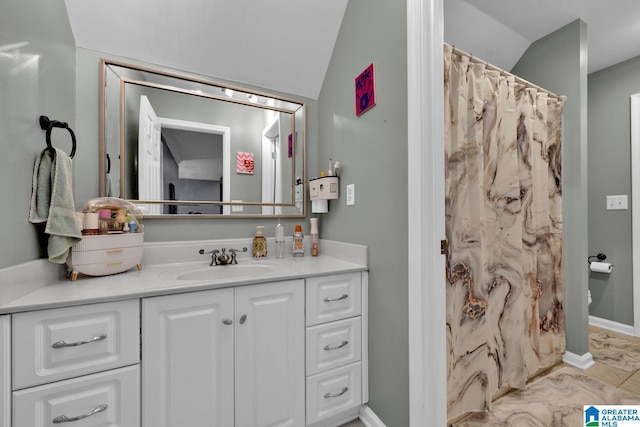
317 0 409 425
587 56 640 326
0 0 76 269
511 19 590 356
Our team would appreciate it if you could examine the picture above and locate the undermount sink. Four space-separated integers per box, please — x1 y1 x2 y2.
172 264 275 281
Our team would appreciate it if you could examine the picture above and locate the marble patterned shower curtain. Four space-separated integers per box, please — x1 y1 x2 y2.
443 44 565 421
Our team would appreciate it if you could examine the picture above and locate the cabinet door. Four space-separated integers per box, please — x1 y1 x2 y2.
0 315 9 427
142 288 234 427
235 280 305 427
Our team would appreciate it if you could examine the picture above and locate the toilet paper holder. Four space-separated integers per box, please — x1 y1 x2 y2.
588 253 607 264
588 253 613 273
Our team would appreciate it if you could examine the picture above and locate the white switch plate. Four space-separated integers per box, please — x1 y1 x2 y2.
346 184 355 206
606 195 628 210
231 200 243 212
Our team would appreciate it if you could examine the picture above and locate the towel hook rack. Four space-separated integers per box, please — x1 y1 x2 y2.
39 115 76 159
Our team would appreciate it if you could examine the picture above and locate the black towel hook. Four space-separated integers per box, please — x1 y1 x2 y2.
39 115 76 159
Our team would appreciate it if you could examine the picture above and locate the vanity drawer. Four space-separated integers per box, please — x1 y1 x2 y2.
306 273 361 326
71 245 143 266
70 233 144 279
12 300 140 389
13 364 139 427
306 317 362 376
306 362 362 425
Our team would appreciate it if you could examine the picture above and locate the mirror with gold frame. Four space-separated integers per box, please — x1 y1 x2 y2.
99 58 306 218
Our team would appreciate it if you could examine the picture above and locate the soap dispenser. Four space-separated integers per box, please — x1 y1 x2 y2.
310 218 319 257
252 226 267 258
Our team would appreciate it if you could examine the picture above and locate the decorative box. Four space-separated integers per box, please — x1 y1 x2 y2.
69 197 144 281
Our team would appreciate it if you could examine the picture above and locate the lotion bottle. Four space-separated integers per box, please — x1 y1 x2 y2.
252 226 267 258
275 222 285 259
310 218 319 256
292 224 304 257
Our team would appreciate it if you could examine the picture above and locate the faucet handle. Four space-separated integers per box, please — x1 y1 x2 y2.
228 247 248 264
199 248 220 266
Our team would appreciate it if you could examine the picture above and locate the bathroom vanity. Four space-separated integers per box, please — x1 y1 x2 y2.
0 239 368 427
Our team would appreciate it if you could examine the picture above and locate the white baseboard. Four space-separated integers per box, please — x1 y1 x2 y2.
589 315 635 336
563 351 595 370
359 405 385 427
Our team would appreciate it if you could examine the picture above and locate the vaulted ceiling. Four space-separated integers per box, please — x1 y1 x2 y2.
445 0 640 74
63 0 348 100
62 1 640 101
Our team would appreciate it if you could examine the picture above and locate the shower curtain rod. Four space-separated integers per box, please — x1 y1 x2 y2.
448 44 565 101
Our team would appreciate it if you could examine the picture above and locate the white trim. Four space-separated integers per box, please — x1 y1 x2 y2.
0 316 10 427
631 93 640 336
589 315 636 336
407 0 446 426
361 272 369 403
562 351 595 370
359 404 386 427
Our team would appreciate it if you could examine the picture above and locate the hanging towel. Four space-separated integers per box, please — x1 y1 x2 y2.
29 148 82 264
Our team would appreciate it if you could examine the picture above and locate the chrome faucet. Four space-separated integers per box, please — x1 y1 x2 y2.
199 247 247 266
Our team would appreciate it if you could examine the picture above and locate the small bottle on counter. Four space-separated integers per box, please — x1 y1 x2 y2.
310 218 319 257
292 224 304 257
252 226 267 258
275 222 285 259
98 209 112 234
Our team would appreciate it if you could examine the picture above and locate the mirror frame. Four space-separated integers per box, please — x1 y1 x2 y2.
98 58 306 219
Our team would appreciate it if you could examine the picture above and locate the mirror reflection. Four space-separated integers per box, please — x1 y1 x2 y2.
99 58 306 218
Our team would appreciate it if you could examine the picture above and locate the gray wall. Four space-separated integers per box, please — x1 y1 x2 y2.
0 0 76 269
587 56 640 325
511 19 590 355
317 0 409 425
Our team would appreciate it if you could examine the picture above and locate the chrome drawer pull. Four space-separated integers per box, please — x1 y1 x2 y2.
323 294 348 302
324 387 349 399
324 340 349 351
53 403 108 423
52 333 107 349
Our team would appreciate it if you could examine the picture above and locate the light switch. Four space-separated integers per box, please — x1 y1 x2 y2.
606 195 628 210
346 184 355 206
232 200 243 212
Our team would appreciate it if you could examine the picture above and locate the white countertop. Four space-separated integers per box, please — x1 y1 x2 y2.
0 239 367 314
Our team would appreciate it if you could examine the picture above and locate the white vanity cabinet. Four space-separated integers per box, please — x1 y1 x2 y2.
305 272 367 426
10 300 141 427
0 315 9 427
142 279 305 427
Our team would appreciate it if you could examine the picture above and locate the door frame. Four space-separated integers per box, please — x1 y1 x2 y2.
407 0 447 426
157 117 231 215
631 93 640 336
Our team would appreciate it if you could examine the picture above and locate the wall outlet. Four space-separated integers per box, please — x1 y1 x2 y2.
606 195 628 210
346 184 355 206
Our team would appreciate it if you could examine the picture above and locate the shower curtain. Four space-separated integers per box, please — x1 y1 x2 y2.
443 44 566 421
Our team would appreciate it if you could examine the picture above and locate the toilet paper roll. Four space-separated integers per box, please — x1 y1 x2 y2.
312 199 328 214
590 261 613 273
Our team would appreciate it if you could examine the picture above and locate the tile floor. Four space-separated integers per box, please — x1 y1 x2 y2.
452 325 640 426
339 325 640 427
585 324 640 395
338 419 365 427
